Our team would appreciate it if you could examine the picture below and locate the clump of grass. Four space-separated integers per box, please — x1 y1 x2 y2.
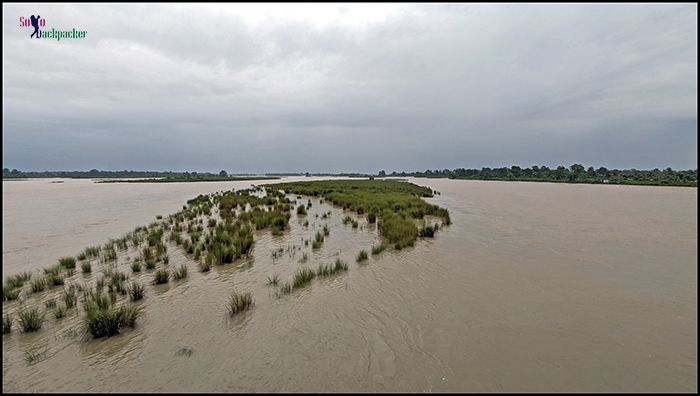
58 256 76 269
108 272 128 294
343 215 353 225
207 218 217 228
172 265 188 280
81 261 92 273
5 271 32 289
3 287 20 301
356 249 369 262
266 274 280 286
298 252 309 264
54 304 66 319
367 211 377 224
351 219 359 228
3 314 12 334
83 246 101 259
296 205 307 215
44 265 61 277
163 255 170 265
128 281 145 301
63 286 78 308
31 277 48 293
317 259 348 277
77 251 87 261
153 268 169 284
83 299 143 338
131 261 142 273
323 224 330 236
303 220 309 227
371 243 386 255
227 291 254 316
17 307 45 332
292 267 316 288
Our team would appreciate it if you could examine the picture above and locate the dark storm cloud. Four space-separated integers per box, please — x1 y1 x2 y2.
2 4 697 173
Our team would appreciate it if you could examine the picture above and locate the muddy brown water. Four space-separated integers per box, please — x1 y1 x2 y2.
2 177 697 392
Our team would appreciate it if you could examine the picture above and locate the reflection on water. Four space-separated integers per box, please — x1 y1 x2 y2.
2 177 697 392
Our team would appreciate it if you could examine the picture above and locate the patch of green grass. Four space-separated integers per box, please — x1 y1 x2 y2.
153 268 169 284
227 291 254 316
172 265 188 280
83 299 143 338
17 307 45 332
292 267 316 289
356 249 369 262
131 261 142 273
58 256 76 269
268 180 450 249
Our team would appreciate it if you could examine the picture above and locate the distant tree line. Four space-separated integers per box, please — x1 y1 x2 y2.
2 169 254 179
383 165 697 186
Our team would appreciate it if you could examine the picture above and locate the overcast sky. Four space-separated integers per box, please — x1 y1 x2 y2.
2 3 697 173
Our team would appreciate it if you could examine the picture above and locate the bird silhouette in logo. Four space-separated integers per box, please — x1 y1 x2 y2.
30 15 41 38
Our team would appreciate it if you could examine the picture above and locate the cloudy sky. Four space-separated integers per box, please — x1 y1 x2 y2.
2 3 697 173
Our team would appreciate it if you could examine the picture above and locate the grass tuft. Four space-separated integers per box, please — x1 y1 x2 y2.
227 291 254 316
356 249 369 262
17 307 45 332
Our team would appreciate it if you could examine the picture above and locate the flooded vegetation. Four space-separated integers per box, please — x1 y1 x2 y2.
2 177 696 392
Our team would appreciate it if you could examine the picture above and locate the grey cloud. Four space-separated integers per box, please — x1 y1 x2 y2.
2 3 697 173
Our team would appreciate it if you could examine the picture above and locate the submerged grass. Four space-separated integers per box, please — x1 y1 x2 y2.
356 249 369 262
317 259 348 277
227 291 254 316
128 281 145 301
292 267 316 288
